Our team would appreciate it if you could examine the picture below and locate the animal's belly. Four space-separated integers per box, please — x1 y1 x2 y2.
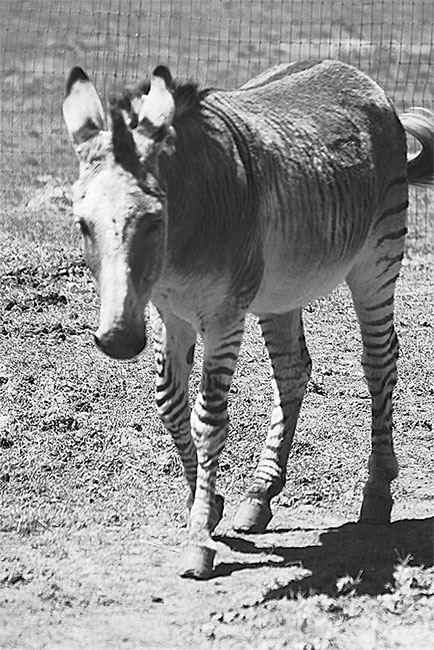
249 260 353 314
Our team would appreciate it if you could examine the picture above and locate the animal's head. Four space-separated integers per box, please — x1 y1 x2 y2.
62 66 176 359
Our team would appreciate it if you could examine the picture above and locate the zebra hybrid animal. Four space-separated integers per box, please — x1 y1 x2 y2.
62 59 434 579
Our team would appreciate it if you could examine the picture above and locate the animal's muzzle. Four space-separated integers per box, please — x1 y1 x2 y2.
93 325 147 360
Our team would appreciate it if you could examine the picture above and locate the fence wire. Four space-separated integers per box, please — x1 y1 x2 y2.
1 0 433 236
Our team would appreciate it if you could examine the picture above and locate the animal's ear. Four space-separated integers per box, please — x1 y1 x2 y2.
62 67 106 145
137 65 176 129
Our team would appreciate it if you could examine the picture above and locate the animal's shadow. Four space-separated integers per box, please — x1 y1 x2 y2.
213 517 433 598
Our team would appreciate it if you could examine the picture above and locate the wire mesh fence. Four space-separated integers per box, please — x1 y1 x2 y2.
1 0 433 238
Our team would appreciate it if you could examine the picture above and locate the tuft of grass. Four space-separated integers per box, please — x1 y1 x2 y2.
381 556 434 614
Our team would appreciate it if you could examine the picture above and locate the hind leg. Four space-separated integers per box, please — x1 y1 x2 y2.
234 309 312 532
346 221 406 523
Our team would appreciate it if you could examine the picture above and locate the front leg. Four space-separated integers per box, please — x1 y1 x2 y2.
179 317 244 579
150 307 198 499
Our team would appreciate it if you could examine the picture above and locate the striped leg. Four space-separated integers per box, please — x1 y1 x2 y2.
347 208 406 524
151 309 198 497
179 317 244 579
234 310 312 533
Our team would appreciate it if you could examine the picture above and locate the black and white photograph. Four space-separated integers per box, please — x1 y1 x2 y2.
1 1 433 648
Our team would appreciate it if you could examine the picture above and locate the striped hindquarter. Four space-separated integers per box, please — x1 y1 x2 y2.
346 175 408 521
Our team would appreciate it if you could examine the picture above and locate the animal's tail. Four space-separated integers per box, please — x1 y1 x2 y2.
400 107 434 187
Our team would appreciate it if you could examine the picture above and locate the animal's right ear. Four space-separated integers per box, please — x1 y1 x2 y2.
137 65 176 130
62 67 106 147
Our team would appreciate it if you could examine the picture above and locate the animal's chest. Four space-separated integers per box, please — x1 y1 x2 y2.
151 273 232 328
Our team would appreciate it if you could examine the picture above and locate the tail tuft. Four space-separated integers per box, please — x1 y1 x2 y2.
400 107 434 187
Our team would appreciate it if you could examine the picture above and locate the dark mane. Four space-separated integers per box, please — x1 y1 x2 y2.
112 75 212 127
172 80 211 122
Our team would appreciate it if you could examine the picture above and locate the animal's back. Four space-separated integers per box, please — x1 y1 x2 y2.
203 60 408 313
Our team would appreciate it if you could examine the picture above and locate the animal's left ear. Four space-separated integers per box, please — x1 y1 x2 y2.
62 67 106 146
137 66 176 130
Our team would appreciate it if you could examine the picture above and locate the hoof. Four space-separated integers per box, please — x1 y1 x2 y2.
359 492 393 524
179 544 216 580
233 499 272 533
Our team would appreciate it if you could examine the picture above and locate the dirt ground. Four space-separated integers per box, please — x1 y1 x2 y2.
1 499 433 649
0 155 433 650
